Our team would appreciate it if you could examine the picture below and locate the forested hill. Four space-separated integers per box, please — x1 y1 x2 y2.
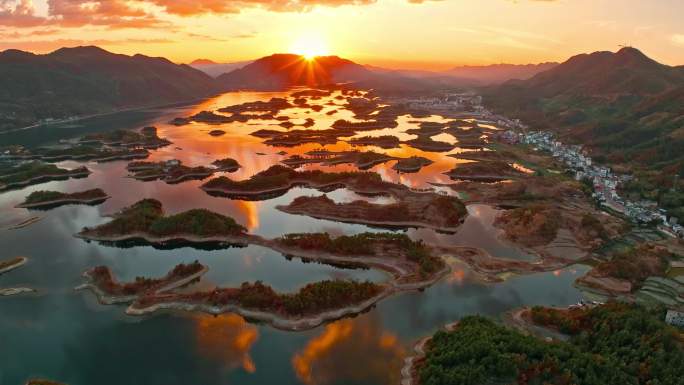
0 46 218 132
216 53 373 90
482 47 684 185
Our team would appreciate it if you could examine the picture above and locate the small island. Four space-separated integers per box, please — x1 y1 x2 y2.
76 261 208 304
126 157 240 183
16 188 109 209
281 150 397 170
0 256 28 274
76 199 248 245
276 193 466 233
201 165 402 200
208 129 226 136
392 156 433 173
404 136 455 152
251 128 342 147
0 162 90 192
348 135 401 149
80 127 171 149
127 279 386 330
26 380 68 385
0 256 34 296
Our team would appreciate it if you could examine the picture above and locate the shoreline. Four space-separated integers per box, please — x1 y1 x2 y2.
16 195 110 209
0 96 215 135
0 169 91 192
276 205 463 233
201 179 400 199
0 256 28 275
400 321 460 385
74 231 453 328
75 265 209 305
125 287 393 331
7 217 43 230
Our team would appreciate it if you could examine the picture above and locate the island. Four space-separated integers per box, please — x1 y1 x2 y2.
80 127 171 149
404 303 684 385
0 162 90 192
76 261 208 304
26 380 68 385
208 129 226 136
281 150 397 170
348 135 401 149
126 278 386 330
251 128 342 147
0 256 34 297
126 157 240 183
276 193 466 233
76 199 249 246
201 165 404 200
404 136 455 152
3 128 171 164
392 156 433 173
75 200 454 327
0 256 28 274
16 189 109 209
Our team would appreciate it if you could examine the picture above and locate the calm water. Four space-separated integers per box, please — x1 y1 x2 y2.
0 91 587 385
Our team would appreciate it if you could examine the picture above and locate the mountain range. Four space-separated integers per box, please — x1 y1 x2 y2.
0 46 217 132
189 59 253 78
2 46 683 183
484 47 684 185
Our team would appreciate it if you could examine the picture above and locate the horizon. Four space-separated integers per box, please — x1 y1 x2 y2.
2 45 681 72
1 0 683 70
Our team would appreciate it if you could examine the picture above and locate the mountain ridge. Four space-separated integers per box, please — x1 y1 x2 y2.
483 47 684 189
0 46 218 132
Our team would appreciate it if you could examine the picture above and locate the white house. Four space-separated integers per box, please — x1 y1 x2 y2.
665 310 684 327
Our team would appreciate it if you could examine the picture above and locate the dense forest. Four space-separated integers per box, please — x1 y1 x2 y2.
419 303 684 385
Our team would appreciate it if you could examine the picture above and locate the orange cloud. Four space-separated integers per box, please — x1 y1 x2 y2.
0 0 44 27
0 0 434 28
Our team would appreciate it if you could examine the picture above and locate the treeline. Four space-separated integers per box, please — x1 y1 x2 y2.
419 303 684 385
81 199 247 237
91 261 203 296
138 279 382 316
277 232 443 277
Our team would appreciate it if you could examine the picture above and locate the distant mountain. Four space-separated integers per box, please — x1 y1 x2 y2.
484 47 684 179
189 59 253 78
216 54 373 90
364 65 441 79
190 59 217 65
364 62 558 85
0 46 218 132
445 62 558 84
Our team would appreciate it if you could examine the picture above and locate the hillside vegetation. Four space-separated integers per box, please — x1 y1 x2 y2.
0 46 217 131
484 47 684 189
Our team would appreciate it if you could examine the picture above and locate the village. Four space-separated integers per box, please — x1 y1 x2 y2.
396 92 683 239
507 130 683 239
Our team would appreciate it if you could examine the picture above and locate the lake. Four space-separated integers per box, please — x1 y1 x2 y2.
0 91 587 385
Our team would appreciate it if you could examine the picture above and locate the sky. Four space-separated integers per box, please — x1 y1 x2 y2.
0 0 683 70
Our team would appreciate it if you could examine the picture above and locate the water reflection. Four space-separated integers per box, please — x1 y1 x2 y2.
195 314 259 373
0 91 593 385
293 315 404 385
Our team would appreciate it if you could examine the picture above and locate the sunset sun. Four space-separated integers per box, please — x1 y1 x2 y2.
289 34 330 59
